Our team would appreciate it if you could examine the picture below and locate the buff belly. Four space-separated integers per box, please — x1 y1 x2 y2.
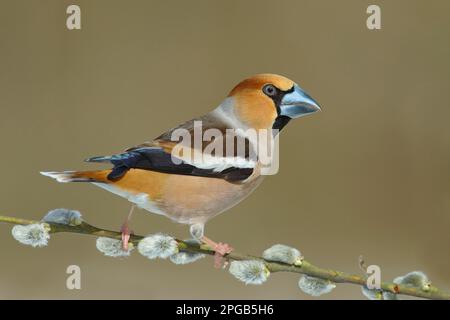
93 169 264 225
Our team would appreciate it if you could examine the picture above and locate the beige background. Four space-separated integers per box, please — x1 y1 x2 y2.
0 0 449 299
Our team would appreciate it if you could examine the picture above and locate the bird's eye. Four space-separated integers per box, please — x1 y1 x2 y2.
263 84 277 97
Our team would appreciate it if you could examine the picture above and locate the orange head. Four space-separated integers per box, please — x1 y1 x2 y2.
227 74 321 130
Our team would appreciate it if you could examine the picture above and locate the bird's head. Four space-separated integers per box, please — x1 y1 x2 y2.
227 74 321 131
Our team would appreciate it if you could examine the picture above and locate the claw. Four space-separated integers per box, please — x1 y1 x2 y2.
120 225 132 251
201 237 233 268
120 204 136 251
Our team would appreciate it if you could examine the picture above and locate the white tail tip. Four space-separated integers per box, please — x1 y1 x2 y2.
40 171 75 183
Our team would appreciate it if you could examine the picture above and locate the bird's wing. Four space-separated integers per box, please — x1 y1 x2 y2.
87 115 255 182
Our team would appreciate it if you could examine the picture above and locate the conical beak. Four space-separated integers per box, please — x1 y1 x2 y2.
279 85 321 119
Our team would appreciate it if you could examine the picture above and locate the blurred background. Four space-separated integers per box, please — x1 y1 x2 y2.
0 0 449 299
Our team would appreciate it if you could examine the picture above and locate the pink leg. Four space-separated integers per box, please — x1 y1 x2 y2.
120 205 135 251
201 236 233 268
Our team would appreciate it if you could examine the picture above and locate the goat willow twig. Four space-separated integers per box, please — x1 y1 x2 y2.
1 214 449 300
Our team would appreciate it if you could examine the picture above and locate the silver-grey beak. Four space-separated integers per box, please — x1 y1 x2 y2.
280 85 321 119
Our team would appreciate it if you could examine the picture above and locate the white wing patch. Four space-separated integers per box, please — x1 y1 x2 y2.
185 153 256 172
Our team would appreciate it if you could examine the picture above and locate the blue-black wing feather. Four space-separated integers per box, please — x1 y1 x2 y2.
85 147 252 182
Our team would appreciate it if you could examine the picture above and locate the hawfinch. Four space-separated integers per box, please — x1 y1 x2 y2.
41 74 321 264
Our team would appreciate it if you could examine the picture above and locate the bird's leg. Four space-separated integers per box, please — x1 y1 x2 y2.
201 236 233 268
190 223 233 268
120 204 135 251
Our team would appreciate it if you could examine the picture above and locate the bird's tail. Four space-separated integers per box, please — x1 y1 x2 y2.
40 170 111 183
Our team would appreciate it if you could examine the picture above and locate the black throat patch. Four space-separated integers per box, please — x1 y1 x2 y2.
271 86 294 132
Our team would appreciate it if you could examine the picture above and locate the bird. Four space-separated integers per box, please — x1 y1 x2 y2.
41 74 321 266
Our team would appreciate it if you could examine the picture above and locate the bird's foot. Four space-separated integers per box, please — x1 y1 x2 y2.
120 223 133 251
201 236 233 268
120 205 136 251
213 242 233 269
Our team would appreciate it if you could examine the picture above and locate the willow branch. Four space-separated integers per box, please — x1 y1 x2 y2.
1 214 449 300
